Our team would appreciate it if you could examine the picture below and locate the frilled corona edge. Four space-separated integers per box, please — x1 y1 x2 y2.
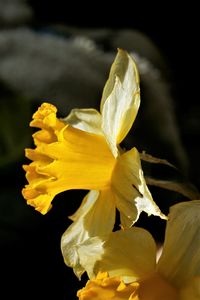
22 102 116 214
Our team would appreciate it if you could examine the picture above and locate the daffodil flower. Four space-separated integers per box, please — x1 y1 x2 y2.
77 200 200 299
22 49 166 277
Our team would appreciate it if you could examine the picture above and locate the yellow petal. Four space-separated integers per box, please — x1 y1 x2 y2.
139 272 178 300
77 236 105 279
61 189 116 278
62 108 103 134
33 126 115 190
157 200 200 288
78 227 156 282
61 191 99 278
101 49 140 157
69 189 97 222
112 147 166 227
180 277 200 300
22 103 115 213
30 102 64 130
77 272 139 300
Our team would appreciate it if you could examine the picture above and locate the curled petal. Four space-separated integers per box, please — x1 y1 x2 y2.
62 108 102 134
78 227 156 282
101 49 140 157
61 190 115 278
112 147 166 227
157 200 200 288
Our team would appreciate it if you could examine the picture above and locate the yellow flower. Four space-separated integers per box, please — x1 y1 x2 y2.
77 201 200 299
22 49 166 277
77 272 140 300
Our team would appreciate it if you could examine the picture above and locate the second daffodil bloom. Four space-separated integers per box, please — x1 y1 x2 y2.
77 201 200 300
22 49 166 277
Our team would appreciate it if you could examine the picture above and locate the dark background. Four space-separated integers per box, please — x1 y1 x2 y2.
0 1 199 299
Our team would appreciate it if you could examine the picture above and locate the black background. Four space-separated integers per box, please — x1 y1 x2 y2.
1 2 199 299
